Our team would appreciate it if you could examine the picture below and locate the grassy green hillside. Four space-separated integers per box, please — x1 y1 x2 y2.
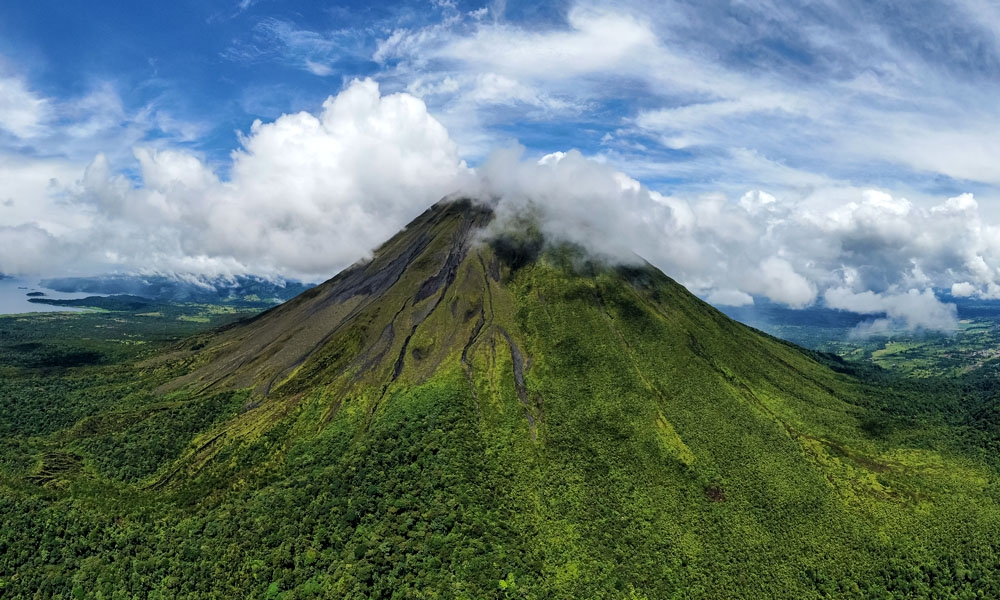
4 199 1000 598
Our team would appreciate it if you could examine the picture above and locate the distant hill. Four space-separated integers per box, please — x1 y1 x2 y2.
28 294 155 311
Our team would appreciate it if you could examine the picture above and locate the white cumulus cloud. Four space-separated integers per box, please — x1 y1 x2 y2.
68 78 471 280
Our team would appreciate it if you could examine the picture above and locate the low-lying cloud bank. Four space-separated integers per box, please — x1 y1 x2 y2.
3 80 998 332
470 148 988 333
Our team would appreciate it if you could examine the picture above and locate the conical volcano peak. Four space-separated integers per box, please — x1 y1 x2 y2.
163 196 686 406
166 201 624 405
73 195 995 599
159 192 844 468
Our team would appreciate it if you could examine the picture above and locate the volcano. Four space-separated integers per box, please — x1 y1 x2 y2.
14 198 998 598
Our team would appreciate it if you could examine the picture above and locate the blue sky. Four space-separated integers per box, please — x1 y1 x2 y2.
2 0 1000 330
5 0 997 192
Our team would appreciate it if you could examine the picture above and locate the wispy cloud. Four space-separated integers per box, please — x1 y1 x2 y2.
358 0 1000 207
0 66 206 165
223 17 371 76
0 74 50 139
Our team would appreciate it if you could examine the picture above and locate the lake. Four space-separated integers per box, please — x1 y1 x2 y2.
0 277 102 315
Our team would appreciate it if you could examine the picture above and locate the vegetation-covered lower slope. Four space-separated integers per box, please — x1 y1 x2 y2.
4 199 1000 598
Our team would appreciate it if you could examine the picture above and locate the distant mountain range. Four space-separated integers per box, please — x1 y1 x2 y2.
40 274 314 305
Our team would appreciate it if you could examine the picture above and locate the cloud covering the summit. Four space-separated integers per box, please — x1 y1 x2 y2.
474 148 995 332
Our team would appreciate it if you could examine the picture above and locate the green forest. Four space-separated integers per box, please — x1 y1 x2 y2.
5 206 1000 599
